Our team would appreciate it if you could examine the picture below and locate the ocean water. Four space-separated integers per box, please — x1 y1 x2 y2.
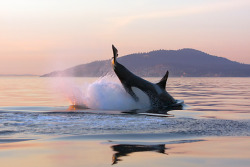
0 76 249 139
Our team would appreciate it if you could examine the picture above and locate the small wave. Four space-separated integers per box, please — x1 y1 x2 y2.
1 111 249 138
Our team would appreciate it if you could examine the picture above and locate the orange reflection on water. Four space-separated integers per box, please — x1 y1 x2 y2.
0 77 250 120
0 77 69 107
0 137 249 167
0 140 112 167
167 137 250 159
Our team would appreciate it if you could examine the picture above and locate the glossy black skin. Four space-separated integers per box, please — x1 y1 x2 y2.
111 45 177 109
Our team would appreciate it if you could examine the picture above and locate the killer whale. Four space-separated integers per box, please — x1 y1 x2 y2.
111 45 183 110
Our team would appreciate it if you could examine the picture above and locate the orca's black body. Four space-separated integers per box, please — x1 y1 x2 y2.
111 45 183 109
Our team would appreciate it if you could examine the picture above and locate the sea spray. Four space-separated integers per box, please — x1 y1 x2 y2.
53 76 150 110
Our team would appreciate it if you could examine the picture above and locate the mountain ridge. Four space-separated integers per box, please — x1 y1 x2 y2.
41 48 250 77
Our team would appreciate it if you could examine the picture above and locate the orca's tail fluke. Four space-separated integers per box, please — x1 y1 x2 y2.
111 45 119 68
157 71 169 89
112 45 118 62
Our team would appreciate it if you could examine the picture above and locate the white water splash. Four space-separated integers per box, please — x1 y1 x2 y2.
54 76 150 110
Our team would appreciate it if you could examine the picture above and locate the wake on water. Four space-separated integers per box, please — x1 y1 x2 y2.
54 76 151 111
1 77 250 138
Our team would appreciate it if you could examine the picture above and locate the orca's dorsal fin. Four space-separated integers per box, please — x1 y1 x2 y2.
157 71 169 89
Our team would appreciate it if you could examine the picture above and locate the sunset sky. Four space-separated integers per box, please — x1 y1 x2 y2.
1 0 250 75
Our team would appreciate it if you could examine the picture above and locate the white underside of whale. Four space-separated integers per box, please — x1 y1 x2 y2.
131 87 151 108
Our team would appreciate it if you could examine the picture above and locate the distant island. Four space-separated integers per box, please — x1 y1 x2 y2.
41 48 250 77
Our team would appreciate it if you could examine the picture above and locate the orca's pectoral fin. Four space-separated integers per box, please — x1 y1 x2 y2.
156 71 169 89
112 45 118 62
124 85 139 102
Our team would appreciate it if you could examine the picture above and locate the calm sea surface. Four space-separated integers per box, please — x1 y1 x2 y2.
0 76 250 167
0 76 249 139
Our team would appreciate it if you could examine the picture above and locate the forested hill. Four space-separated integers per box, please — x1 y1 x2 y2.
41 48 250 77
